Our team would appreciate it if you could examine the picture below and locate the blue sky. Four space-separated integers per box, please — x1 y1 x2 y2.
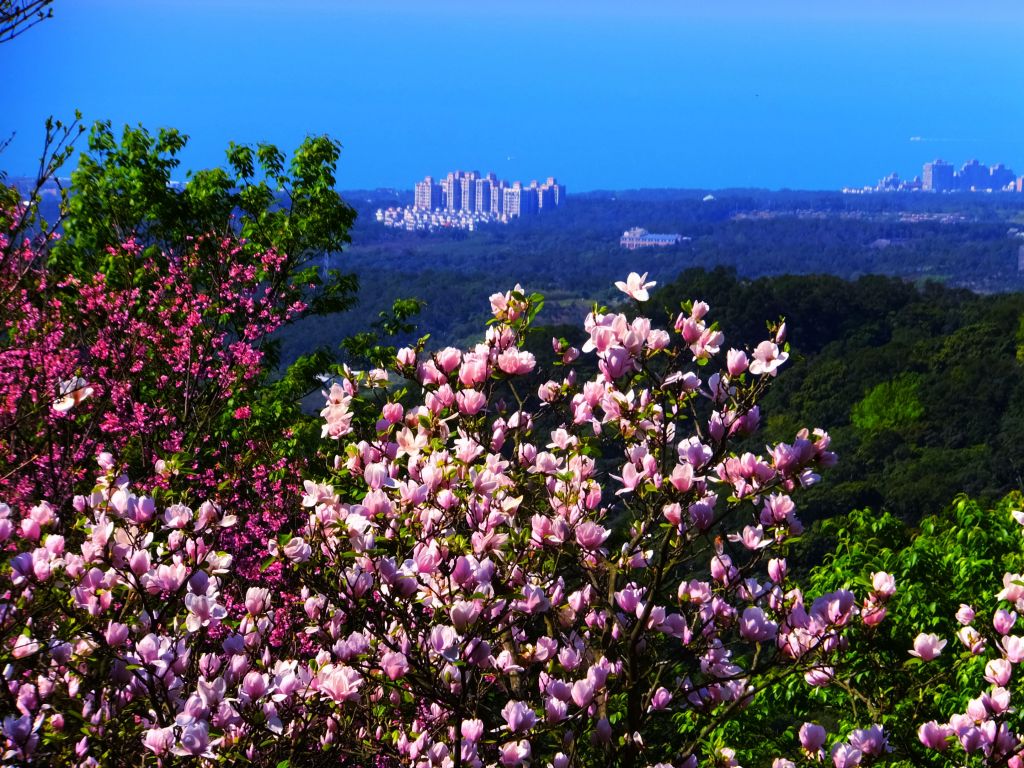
3 0 1023 190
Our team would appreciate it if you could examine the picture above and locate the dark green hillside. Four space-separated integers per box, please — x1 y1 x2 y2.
655 268 1024 523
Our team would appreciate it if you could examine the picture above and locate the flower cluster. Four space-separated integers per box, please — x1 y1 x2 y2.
915 547 1024 764
1 274 892 766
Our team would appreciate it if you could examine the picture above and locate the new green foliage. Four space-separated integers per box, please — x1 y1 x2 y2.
851 373 925 433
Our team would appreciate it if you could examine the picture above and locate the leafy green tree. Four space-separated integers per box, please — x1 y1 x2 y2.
55 121 359 321
851 373 925 433
720 492 1024 766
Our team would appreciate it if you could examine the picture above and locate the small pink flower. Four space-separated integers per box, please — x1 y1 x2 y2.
739 606 778 642
501 700 538 732
985 658 1012 686
871 571 896 598
574 521 610 551
318 665 363 703
909 632 947 661
380 651 409 681
917 721 953 751
831 743 862 768
649 687 672 711
849 725 888 757
142 726 175 756
799 723 827 753
956 604 976 625
726 349 749 376
614 271 656 302
499 739 532 767
994 609 1018 635
749 340 788 377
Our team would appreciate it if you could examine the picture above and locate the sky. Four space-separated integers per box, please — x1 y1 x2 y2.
3 0 1023 190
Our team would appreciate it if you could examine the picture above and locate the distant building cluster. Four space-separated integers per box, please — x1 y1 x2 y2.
620 227 689 250
376 170 566 232
848 159 1023 194
921 159 1018 192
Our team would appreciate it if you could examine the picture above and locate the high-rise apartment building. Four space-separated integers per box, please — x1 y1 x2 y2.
475 178 492 214
504 182 540 217
407 169 564 223
491 179 506 215
460 171 479 213
990 164 1016 190
958 159 990 191
537 183 555 210
443 171 464 212
414 176 443 211
923 160 955 192
540 177 566 207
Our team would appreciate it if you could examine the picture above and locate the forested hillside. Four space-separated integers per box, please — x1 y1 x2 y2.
655 268 1024 524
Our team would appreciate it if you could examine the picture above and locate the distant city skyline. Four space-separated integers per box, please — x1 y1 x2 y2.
2 1 1023 190
852 157 1023 194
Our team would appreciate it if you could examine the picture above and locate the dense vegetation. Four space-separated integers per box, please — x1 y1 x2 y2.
655 268 1024 525
4 117 1024 766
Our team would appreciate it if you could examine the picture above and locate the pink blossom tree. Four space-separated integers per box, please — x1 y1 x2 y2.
0 274 896 765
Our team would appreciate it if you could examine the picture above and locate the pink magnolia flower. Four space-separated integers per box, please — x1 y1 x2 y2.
804 666 834 687
574 521 610 551
1001 634 1024 663
726 349 749 376
461 719 485 744
318 665 363 703
849 725 888 757
861 598 886 627
958 625 987 655
649 687 673 711
501 700 538 732
571 678 595 707
918 721 954 751
799 723 827 754
749 340 788 377
282 536 311 563
497 348 536 375
380 651 410 681
456 389 487 415
499 739 532 767
172 722 213 757
614 271 656 302
994 609 1018 635
997 573 1024 603
985 658 1013 686
909 633 947 661
244 587 271 616
450 600 483 631
956 604 976 625
831 743 862 768
871 571 896 598
142 726 175 756
739 606 778 643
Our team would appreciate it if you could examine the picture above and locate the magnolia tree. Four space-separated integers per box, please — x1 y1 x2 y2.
1 270 903 766
912 534 1024 765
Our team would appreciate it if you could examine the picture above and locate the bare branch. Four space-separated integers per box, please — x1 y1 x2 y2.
0 0 54 43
